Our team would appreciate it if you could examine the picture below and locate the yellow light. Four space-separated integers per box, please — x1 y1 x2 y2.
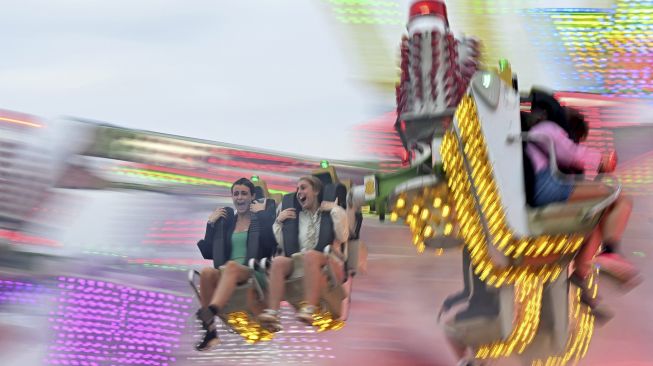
420 208 430 220
390 212 398 222
442 205 450 217
423 225 434 238
411 204 420 214
396 197 406 209
225 311 274 343
433 197 442 208
444 223 453 235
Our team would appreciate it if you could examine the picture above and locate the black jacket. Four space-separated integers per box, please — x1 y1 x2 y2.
197 206 277 269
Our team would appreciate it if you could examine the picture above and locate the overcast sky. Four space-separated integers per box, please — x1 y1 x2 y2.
1 0 627 160
1 0 394 160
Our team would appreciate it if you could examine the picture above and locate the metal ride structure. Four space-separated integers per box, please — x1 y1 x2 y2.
350 1 621 364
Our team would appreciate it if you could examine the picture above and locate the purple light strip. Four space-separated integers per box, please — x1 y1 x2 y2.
46 277 192 366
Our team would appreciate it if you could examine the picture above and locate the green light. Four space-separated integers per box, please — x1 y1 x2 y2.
251 175 260 182
498 59 510 72
320 160 330 169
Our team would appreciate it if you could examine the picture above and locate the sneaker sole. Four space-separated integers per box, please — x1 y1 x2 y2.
296 314 314 325
260 321 283 333
195 337 220 351
258 316 283 332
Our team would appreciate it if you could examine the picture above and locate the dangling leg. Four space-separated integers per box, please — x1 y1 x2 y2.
569 229 613 323
297 250 329 324
258 256 293 331
195 267 221 351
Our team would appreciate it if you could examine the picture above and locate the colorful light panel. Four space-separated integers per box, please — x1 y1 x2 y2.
46 276 192 366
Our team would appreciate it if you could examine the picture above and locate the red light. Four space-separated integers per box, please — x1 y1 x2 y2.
409 0 448 26
401 150 412 165
603 150 618 173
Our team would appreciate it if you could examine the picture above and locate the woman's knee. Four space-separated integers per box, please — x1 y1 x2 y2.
200 267 219 279
303 250 326 267
223 260 243 274
272 256 292 266
270 256 292 274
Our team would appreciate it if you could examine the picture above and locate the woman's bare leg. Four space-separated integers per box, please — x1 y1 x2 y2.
574 229 602 278
266 256 293 311
199 267 221 308
567 182 611 202
601 195 633 244
568 183 632 247
570 183 640 287
210 261 252 310
303 250 328 307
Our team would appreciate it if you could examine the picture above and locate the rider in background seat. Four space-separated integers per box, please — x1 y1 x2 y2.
526 107 641 314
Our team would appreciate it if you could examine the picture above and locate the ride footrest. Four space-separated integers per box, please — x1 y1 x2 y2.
221 311 274 344
311 309 345 332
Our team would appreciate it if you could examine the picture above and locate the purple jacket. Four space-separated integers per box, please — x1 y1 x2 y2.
526 121 600 174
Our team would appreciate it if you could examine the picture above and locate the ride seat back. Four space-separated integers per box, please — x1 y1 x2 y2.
345 211 364 275
312 166 339 185
253 186 265 201
469 71 530 237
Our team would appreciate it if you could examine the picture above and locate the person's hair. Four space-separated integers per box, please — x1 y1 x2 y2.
298 175 323 197
231 177 255 195
565 107 589 143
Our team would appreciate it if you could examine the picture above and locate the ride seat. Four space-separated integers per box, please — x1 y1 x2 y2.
254 186 266 201
523 133 619 236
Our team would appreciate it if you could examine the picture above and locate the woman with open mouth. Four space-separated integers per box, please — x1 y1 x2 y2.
257 175 348 331
193 177 277 351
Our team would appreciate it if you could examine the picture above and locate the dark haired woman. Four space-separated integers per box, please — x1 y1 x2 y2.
194 177 276 351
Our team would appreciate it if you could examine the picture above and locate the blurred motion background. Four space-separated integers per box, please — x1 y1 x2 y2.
1 0 652 365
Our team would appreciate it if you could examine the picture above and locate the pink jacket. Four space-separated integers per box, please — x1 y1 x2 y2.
526 121 601 173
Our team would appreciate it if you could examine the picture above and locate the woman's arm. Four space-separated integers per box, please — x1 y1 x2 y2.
532 122 601 172
330 206 349 244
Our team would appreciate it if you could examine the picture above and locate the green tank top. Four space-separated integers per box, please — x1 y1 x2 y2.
229 231 248 265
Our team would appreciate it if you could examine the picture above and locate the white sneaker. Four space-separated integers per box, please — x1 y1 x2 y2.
295 304 316 325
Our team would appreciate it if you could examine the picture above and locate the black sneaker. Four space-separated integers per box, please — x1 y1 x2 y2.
195 328 220 351
195 307 220 351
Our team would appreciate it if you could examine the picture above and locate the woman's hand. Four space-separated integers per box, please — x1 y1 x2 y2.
599 151 617 173
250 200 265 213
331 242 345 258
208 207 226 224
276 208 296 224
319 198 339 212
